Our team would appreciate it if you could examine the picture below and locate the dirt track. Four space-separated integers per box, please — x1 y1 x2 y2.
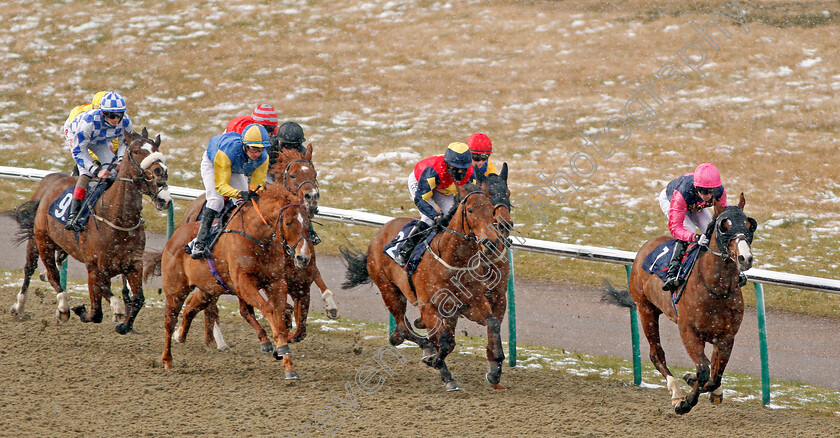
2 291 839 438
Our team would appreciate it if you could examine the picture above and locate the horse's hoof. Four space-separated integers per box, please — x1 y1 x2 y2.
490 383 508 390
674 400 692 415
71 305 86 317
10 304 19 315
292 333 307 343
413 317 426 330
39 272 47 282
259 342 274 354
163 361 173 371
445 381 462 392
285 370 300 380
56 310 70 323
388 331 405 346
683 372 697 386
112 313 126 324
421 355 435 368
115 323 131 335
710 392 723 405
485 371 502 386
325 308 339 319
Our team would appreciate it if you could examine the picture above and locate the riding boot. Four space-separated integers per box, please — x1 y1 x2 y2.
189 209 218 260
64 198 84 231
738 273 748 288
662 240 689 292
308 222 321 246
394 221 430 266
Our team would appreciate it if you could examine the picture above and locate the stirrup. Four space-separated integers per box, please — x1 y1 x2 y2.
662 277 682 292
65 219 81 232
738 273 748 287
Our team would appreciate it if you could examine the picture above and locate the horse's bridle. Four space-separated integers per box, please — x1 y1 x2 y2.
694 210 754 299
120 135 168 202
439 190 489 242
283 159 318 194
223 201 308 256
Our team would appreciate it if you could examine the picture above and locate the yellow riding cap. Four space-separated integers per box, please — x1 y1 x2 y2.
242 124 270 148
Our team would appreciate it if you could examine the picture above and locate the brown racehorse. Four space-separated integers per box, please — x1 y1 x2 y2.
164 145 335 353
159 181 313 378
8 128 170 334
342 183 505 391
629 193 756 414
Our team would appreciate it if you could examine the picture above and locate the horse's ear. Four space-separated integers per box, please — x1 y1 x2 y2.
142 127 148 138
155 134 161 147
738 192 746 210
500 162 508 182
304 143 313 161
713 199 725 215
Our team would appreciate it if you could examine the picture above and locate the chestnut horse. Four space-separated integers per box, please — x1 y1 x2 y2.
8 128 170 334
160 182 313 378
342 183 505 391
166 145 335 353
629 194 756 414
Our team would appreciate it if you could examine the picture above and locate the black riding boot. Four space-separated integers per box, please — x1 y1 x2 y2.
394 221 430 266
662 240 689 292
189 209 218 260
64 198 84 231
308 222 321 246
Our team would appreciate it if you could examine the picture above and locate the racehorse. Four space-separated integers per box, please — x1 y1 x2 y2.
628 194 756 414
342 183 506 391
161 145 336 353
159 181 313 378
8 128 170 334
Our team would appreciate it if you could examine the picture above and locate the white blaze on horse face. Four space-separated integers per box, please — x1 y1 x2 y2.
297 212 312 258
737 238 753 270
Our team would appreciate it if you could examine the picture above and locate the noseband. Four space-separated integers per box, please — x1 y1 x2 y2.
283 159 318 193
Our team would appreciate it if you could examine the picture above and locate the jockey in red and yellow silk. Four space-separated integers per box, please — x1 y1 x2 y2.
467 132 498 183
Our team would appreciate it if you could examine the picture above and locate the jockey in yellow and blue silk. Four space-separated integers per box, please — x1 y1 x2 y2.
394 142 475 266
188 124 270 259
658 163 729 291
64 91 133 231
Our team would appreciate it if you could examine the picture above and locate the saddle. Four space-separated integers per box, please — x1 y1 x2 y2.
642 240 700 285
48 180 112 231
383 220 439 276
187 199 237 254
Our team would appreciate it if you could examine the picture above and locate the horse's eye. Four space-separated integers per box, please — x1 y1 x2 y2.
467 208 473 214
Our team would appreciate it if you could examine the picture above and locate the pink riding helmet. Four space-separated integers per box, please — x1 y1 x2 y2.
693 163 722 188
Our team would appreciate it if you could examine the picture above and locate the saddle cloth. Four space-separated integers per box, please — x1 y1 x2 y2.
383 220 439 275
642 239 700 283
186 199 236 253
48 181 110 230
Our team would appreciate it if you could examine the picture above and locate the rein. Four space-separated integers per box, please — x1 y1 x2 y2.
427 190 493 270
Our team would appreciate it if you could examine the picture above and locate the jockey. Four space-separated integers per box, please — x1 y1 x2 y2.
65 91 133 231
189 124 270 259
62 91 119 170
467 132 498 184
275 121 307 156
394 142 475 266
226 104 279 136
658 163 731 291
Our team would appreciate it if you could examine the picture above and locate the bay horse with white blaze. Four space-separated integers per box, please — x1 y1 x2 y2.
9 128 170 334
342 183 506 391
628 193 756 414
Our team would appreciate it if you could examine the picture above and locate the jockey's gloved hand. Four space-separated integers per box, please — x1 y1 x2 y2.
695 233 710 246
433 215 447 228
239 190 259 202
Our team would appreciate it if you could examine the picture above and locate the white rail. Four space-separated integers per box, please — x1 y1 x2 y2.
3 165 838 295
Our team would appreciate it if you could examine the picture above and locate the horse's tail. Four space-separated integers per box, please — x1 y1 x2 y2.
2 200 40 246
339 245 370 289
143 250 163 282
601 279 636 309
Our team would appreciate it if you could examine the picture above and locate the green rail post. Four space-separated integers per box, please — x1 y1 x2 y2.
507 247 517 367
389 314 396 337
625 265 642 386
60 260 68 291
167 203 175 239
754 282 771 406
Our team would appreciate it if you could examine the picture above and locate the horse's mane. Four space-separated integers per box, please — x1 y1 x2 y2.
462 182 482 193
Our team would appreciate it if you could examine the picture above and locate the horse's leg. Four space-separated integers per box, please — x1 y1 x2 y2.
199 295 232 352
428 316 460 392
254 282 297 380
464 300 506 389
675 325 710 415
232 298 272 353
108 276 128 323
289 291 310 343
36 238 71 322
704 337 735 405
312 268 339 319
72 269 105 323
162 285 191 370
115 267 144 334
637 300 684 406
178 290 212 344
11 238 40 316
